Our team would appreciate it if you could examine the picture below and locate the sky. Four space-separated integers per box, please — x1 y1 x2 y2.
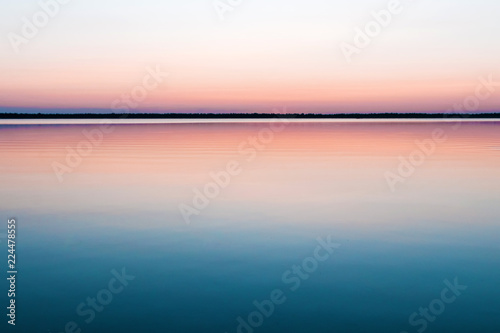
0 0 499 113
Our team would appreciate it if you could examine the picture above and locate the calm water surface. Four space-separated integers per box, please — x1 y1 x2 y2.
0 120 499 332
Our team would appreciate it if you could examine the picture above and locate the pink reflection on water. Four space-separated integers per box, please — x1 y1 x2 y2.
0 121 499 228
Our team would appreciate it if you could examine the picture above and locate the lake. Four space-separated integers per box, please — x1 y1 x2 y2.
0 119 499 333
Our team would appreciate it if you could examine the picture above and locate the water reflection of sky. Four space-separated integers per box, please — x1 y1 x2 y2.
0 121 499 332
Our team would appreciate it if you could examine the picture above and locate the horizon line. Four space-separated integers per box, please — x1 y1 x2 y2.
1 112 500 119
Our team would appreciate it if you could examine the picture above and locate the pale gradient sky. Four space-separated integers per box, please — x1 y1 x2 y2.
0 0 499 113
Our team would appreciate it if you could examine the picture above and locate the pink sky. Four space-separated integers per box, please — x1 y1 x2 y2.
0 0 499 113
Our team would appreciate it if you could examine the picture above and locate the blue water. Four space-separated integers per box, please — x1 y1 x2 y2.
1 120 499 332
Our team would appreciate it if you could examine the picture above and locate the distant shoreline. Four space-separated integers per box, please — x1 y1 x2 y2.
1 113 500 119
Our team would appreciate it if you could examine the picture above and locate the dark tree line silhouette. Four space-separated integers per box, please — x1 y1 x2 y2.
0 112 499 119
